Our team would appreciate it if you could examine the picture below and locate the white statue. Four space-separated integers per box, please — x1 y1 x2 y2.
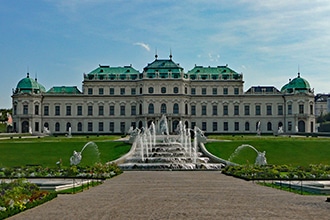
255 151 267 166
70 150 82 165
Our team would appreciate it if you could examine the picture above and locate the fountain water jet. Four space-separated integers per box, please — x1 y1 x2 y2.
228 144 267 166
70 141 100 166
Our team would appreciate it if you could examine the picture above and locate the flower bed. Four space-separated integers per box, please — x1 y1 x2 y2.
223 164 330 180
0 162 122 179
0 163 123 218
0 178 57 219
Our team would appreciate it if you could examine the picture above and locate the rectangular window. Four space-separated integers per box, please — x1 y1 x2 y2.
35 122 39 132
223 105 228 115
88 88 93 95
299 104 304 114
44 106 49 116
191 105 196 115
288 121 292 131
110 106 114 115
131 106 136 115
267 105 272 115
223 88 228 95
14 105 17 115
120 106 125 116
202 105 207 115
278 105 283 115
202 88 207 95
234 88 239 95
131 88 136 95
98 122 104 132
88 122 93 132
109 122 114 132
120 122 125 133
55 106 60 116
191 88 196 95
212 105 217 115
234 105 239 115
234 122 239 131
202 122 207 131
77 123 82 131
88 106 93 116
120 88 125 95
131 122 136 129
213 122 217 131
224 122 228 131
244 105 250 115
255 105 261 115
77 106 82 116
310 104 313 115
191 122 196 129
109 88 114 95
288 104 292 115
212 88 217 95
245 122 250 131
98 106 104 116
66 106 71 116
35 105 39 115
99 88 104 95
23 105 28 115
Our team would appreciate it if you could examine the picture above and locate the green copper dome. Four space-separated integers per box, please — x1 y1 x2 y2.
15 73 46 94
281 73 311 94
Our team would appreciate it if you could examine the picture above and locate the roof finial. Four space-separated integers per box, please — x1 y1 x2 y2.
155 48 158 60
169 48 172 60
298 64 300 78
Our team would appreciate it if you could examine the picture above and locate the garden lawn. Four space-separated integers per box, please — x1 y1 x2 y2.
0 136 131 168
206 136 330 166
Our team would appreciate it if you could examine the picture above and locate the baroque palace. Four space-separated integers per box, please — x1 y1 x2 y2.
12 55 315 135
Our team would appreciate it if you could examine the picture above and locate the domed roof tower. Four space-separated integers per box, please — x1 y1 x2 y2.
14 73 46 94
281 73 312 94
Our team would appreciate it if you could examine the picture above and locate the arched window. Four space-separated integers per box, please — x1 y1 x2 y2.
161 103 167 114
66 122 71 132
173 103 179 114
185 104 188 115
139 104 142 115
245 122 250 131
44 122 49 129
161 87 166 94
148 103 154 114
267 122 272 131
173 87 179 94
77 122 82 132
55 122 60 132
148 87 154 94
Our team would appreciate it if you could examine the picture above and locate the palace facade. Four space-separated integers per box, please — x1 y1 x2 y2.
12 55 315 135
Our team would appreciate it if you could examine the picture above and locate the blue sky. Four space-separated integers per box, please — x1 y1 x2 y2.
1 0 330 108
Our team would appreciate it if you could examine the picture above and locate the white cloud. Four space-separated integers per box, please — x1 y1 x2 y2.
134 42 151 52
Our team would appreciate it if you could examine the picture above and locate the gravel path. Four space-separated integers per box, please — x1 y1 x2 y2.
9 171 330 220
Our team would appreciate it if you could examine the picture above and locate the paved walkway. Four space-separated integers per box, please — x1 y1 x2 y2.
10 171 330 220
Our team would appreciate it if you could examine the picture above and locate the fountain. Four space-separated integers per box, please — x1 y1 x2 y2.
118 115 224 170
70 141 100 166
228 144 267 166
